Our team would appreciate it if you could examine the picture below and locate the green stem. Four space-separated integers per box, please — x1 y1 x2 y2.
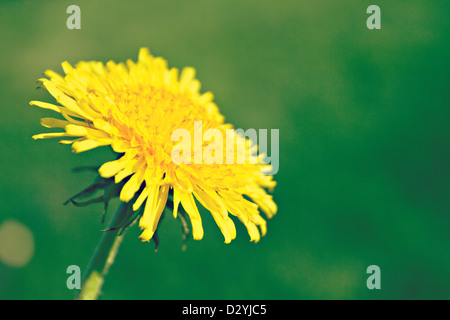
76 202 130 300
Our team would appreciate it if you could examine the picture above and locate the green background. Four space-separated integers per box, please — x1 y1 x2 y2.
0 0 449 299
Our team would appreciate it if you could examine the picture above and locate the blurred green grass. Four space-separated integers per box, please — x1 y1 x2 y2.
0 0 449 299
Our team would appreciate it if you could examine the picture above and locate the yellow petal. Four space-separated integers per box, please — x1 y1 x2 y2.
99 153 134 178
179 192 204 240
119 169 145 203
32 132 71 140
71 139 103 153
139 228 154 242
65 124 88 136
133 186 151 212
172 187 181 218
138 185 169 242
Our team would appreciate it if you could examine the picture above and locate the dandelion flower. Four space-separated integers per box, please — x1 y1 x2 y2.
31 48 277 243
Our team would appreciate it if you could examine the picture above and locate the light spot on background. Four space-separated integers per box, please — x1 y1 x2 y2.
0 220 34 268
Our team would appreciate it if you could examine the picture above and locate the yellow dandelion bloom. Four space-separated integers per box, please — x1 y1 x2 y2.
31 48 277 243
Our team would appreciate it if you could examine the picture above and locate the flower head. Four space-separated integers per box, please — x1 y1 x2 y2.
32 48 277 243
